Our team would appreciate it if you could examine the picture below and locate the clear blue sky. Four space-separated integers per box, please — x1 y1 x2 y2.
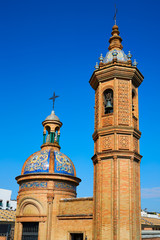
0 0 160 212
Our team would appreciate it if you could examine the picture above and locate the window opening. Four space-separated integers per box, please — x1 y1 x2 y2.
132 90 135 112
70 233 83 240
103 89 113 114
0 224 11 237
22 222 39 240
46 126 51 143
6 201 9 208
54 127 59 143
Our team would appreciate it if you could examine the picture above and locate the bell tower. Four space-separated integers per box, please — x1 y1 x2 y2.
90 25 143 240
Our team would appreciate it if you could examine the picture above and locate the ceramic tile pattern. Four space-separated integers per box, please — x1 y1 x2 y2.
20 181 47 189
54 182 76 191
24 150 50 174
103 50 128 63
54 151 74 176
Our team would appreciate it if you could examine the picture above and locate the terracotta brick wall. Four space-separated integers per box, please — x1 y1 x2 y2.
59 197 93 216
56 218 93 240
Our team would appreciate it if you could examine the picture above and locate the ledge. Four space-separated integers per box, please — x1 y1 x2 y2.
57 214 93 220
60 197 93 202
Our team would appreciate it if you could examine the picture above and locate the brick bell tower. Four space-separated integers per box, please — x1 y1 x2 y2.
89 25 144 240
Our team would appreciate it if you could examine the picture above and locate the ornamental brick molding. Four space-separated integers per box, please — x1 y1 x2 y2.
102 115 113 127
119 135 129 150
118 80 129 125
102 135 113 150
47 193 54 203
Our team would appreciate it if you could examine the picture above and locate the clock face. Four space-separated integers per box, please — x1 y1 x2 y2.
24 150 50 174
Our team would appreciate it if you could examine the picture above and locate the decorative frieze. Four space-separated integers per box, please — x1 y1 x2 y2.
20 181 47 190
54 182 76 192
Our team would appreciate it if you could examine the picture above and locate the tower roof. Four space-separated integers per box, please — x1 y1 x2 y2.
45 110 60 121
103 24 128 64
21 149 76 177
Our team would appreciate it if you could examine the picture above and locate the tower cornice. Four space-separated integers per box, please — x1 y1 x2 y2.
92 151 142 164
89 63 144 90
92 126 141 141
16 173 81 186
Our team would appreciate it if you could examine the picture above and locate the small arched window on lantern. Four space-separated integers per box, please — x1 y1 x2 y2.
46 126 51 143
103 89 113 114
54 127 60 144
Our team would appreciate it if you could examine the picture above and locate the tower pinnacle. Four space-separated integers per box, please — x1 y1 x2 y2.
108 24 123 51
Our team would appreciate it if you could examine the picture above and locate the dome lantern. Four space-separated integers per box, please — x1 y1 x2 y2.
42 92 62 150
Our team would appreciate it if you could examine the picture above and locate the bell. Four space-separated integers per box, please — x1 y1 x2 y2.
106 100 113 109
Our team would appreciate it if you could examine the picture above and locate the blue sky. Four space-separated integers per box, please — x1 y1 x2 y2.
0 0 160 212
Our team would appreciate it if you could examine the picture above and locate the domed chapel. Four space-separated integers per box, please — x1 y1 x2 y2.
14 24 143 240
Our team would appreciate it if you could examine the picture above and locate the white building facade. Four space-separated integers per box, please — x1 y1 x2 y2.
0 188 17 210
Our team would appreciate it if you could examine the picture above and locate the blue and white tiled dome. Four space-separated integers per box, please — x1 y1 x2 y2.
103 49 128 64
22 149 76 176
54 151 75 176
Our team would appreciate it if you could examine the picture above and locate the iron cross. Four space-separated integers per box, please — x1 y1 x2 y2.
49 92 59 110
113 4 118 25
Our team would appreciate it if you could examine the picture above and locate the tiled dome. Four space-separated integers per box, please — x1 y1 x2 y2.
103 49 128 63
54 151 75 176
22 149 76 176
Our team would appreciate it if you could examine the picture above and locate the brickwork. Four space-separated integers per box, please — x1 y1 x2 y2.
59 198 93 216
102 115 113 127
90 24 144 240
101 135 113 151
55 218 92 240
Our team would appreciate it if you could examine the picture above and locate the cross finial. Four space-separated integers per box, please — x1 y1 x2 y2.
49 92 59 110
113 4 118 25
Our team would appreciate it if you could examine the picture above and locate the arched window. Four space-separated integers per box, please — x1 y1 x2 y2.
54 127 60 143
103 89 113 114
132 90 136 112
46 126 51 143
54 127 58 142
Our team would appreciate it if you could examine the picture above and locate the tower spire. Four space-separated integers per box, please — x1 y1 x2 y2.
108 24 123 51
113 4 118 25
